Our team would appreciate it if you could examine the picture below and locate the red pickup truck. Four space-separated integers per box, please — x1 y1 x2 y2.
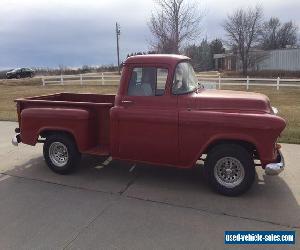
12 54 286 196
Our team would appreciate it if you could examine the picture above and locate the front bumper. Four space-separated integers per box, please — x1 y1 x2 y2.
265 150 285 175
12 134 21 146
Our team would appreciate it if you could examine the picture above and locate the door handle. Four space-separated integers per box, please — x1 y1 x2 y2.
121 100 134 105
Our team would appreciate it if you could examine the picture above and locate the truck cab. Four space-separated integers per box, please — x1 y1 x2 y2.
12 54 286 196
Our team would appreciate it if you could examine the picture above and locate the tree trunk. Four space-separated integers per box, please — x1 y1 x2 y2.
241 53 248 76
242 63 247 76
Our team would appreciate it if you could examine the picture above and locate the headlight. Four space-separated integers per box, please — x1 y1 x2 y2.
272 106 278 115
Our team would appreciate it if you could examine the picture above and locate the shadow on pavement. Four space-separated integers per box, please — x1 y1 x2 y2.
3 153 300 229
125 163 300 229
4 155 135 194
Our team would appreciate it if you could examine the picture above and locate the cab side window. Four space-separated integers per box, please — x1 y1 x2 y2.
128 67 168 96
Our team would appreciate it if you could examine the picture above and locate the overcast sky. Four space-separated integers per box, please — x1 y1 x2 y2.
0 0 299 69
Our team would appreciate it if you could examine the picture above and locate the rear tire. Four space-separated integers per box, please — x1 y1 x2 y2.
204 144 255 196
43 134 81 174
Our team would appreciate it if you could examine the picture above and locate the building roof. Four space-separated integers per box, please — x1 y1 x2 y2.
124 54 190 66
213 53 234 59
213 54 227 59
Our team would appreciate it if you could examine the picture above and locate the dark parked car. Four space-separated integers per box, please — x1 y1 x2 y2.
6 68 35 79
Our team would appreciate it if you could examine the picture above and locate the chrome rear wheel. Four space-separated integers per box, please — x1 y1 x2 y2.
43 134 81 174
49 142 69 167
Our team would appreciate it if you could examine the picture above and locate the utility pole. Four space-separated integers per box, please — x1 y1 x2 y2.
116 22 121 74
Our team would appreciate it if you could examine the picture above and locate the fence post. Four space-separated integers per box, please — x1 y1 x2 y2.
60 74 64 85
42 77 45 86
101 73 104 85
80 74 83 85
277 77 280 90
246 76 249 90
218 73 221 89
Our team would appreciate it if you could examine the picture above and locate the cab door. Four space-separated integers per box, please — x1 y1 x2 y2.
115 65 178 165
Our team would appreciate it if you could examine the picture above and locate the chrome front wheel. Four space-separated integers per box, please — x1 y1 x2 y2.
214 157 245 188
204 144 255 196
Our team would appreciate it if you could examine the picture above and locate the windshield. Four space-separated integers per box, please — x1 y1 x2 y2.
172 62 198 95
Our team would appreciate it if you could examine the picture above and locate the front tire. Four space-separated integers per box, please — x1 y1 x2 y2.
204 144 255 196
43 134 81 174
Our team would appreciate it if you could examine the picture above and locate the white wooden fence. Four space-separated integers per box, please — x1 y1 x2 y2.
41 73 300 90
198 74 300 90
41 73 121 86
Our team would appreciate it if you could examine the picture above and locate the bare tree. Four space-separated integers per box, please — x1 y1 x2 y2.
58 64 66 74
223 6 263 75
259 17 281 50
148 0 204 54
277 21 298 48
260 17 298 50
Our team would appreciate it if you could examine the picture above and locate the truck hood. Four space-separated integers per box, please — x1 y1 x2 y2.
182 89 272 113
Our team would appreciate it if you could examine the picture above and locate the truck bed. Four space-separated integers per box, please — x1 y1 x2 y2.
15 93 115 156
19 92 115 104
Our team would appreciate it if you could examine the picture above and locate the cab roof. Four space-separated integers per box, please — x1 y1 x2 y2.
124 54 190 66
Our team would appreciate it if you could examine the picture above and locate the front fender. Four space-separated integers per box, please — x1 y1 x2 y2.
179 110 286 167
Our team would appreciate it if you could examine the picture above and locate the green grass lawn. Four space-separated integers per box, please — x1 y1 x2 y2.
0 82 299 144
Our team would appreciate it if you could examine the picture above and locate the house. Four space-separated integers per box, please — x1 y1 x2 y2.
213 52 236 71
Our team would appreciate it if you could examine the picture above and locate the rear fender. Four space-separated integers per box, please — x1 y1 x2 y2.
20 108 95 151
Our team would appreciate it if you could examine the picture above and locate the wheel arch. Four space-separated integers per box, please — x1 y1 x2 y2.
39 128 77 146
204 139 258 156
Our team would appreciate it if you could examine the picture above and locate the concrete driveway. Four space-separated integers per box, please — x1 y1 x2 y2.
0 121 299 249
